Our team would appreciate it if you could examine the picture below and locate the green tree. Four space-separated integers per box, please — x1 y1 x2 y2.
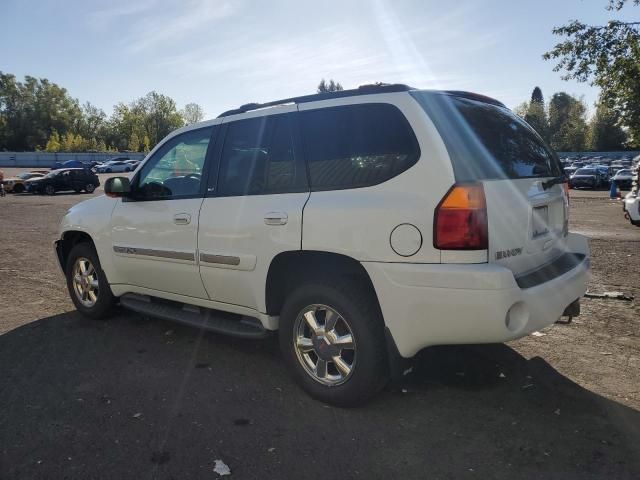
0 72 81 150
142 135 151 153
317 78 344 93
543 0 640 145
181 102 204 125
524 87 549 141
548 92 589 151
588 99 627 150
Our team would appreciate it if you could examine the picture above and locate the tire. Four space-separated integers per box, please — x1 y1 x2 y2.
125 167 131 172
13 184 25 193
74 188 82 193
85 183 96 193
279 278 388 407
65 243 116 320
44 185 55 195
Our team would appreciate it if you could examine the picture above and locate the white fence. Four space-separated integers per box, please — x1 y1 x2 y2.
0 152 147 168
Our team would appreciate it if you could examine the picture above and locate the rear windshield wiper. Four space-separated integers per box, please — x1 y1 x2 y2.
541 176 566 190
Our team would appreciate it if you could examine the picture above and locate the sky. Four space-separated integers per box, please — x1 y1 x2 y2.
1 0 637 119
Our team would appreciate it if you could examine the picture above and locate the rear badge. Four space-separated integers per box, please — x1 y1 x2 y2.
496 248 523 260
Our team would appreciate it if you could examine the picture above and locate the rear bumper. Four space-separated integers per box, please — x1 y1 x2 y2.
363 233 590 358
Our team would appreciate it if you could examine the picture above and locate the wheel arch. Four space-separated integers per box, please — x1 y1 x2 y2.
265 250 382 318
56 230 96 274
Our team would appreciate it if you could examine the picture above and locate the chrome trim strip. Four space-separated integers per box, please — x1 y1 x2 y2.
199 253 241 266
113 245 194 261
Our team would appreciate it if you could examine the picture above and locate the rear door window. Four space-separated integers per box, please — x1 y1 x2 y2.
216 114 304 196
411 92 563 181
299 103 420 191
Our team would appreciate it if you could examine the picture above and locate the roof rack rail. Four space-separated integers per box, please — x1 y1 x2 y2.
217 83 414 118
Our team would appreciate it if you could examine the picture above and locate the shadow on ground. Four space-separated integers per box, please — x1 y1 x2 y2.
1 311 639 479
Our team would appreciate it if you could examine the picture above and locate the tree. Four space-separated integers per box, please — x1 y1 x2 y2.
524 87 549 141
543 0 640 145
548 92 589 151
44 130 61 152
0 71 190 152
0 72 81 150
128 132 140 152
181 102 204 125
531 86 545 105
588 99 627 150
317 78 344 93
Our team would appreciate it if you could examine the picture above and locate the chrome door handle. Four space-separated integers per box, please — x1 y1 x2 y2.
264 212 288 225
173 213 191 225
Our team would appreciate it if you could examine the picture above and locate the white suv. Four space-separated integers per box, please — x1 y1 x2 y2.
55 84 589 406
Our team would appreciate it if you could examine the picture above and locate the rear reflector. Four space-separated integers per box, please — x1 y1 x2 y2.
434 184 488 250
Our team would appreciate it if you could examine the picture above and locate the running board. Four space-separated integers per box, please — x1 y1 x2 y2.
120 293 269 339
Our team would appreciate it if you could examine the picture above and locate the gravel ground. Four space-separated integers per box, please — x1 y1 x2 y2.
0 168 638 479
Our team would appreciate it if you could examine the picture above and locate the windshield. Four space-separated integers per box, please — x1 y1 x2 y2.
411 91 562 181
575 168 596 175
616 170 631 175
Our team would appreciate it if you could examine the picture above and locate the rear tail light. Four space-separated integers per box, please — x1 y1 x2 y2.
434 183 488 250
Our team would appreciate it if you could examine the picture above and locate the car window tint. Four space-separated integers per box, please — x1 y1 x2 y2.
412 92 563 181
299 104 420 190
135 127 213 200
217 115 298 196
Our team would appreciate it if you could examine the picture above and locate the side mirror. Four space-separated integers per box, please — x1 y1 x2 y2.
104 177 131 198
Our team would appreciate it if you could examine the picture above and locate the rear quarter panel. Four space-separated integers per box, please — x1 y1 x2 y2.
300 93 455 263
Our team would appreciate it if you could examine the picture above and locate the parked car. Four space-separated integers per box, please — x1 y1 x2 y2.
124 159 141 168
54 84 589 406
613 169 634 189
2 171 45 193
26 168 100 195
569 168 604 189
96 160 134 173
51 159 88 170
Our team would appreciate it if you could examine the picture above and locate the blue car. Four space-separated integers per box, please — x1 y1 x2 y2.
51 160 87 170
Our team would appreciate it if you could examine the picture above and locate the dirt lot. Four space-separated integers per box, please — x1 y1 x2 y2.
0 168 638 479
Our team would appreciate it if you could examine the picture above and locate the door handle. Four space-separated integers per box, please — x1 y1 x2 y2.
173 213 191 225
264 212 288 225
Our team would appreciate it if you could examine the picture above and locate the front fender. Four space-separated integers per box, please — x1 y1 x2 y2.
58 195 121 284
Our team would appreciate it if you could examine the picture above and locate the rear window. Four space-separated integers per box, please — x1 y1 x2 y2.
575 168 596 175
411 91 562 181
299 103 420 190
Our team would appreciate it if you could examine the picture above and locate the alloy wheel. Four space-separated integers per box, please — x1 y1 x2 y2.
72 257 99 308
293 304 356 386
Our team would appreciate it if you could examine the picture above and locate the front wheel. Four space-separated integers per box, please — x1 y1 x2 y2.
13 184 25 193
279 279 388 407
44 185 55 195
85 183 96 193
65 243 116 319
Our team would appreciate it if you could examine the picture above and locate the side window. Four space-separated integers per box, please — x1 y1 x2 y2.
134 127 213 200
299 103 420 190
217 115 299 196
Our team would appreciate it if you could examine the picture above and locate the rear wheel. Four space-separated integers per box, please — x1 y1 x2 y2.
85 183 96 193
13 184 25 193
279 279 388 407
65 243 116 319
44 185 55 195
